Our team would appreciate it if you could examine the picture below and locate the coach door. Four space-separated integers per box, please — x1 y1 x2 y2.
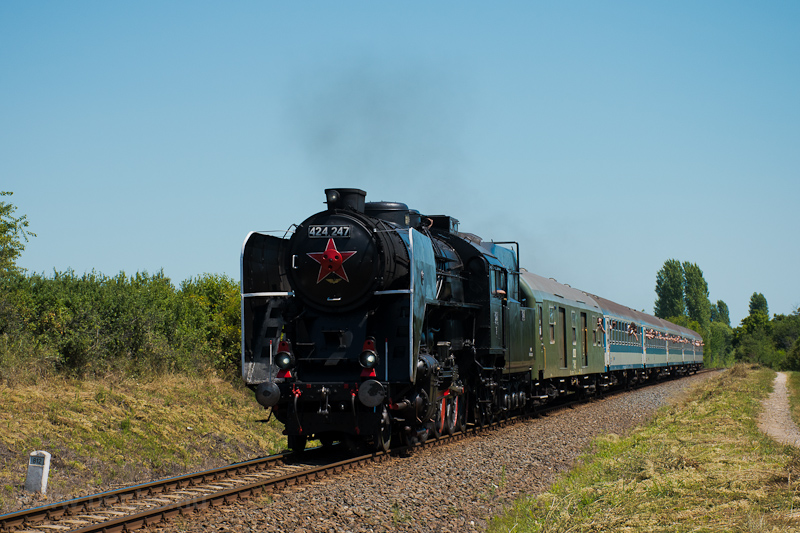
581 312 588 367
559 307 567 368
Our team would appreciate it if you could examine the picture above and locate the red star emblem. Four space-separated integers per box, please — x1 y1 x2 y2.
307 238 357 283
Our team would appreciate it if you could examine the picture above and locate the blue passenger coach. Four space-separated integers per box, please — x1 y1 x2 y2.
519 270 703 390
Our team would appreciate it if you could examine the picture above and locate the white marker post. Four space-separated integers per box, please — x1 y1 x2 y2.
24 451 51 494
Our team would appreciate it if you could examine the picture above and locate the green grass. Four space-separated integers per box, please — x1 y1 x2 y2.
490 365 800 532
788 372 800 430
0 374 285 513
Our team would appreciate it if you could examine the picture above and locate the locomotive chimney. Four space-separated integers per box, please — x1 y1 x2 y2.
325 188 366 212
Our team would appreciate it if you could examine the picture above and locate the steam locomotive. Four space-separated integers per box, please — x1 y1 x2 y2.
241 188 703 452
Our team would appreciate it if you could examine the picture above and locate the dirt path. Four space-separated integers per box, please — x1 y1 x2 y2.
758 372 800 447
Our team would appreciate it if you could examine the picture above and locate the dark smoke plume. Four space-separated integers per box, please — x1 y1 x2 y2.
286 60 470 205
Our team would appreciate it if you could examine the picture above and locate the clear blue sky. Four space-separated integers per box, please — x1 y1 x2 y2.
2 1 798 326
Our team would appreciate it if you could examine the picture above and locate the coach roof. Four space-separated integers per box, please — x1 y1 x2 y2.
520 269 602 314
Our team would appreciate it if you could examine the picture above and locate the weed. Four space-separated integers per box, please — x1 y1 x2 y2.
254 493 273 506
391 501 412 524
95 388 107 404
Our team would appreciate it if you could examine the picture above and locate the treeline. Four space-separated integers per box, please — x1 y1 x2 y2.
654 259 800 370
0 192 240 384
5 191 799 382
0 270 240 383
734 293 800 370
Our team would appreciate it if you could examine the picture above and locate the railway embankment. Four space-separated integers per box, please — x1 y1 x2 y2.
490 365 800 532
0 375 285 514
142 373 714 533
3 367 796 532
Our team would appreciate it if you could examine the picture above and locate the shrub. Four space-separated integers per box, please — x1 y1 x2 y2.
0 269 241 381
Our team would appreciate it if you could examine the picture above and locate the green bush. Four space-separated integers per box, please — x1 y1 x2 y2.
727 307 800 371
0 269 241 382
786 336 800 371
733 328 784 369
706 321 733 368
179 274 241 372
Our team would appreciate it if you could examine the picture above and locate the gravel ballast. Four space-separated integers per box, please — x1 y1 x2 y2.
149 373 715 533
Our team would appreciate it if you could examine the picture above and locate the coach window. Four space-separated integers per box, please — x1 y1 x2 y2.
538 305 543 340
549 306 556 344
571 311 577 346
593 315 599 346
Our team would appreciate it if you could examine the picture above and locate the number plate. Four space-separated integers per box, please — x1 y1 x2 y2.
308 225 351 238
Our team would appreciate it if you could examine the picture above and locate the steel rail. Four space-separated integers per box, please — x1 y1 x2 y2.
67 452 393 533
0 452 293 531
2 432 458 532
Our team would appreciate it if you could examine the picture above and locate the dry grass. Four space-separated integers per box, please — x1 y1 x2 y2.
0 374 284 513
490 365 800 532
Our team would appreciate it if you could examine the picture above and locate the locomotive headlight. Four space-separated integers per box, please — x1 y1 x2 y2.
359 337 378 369
276 351 295 370
359 350 378 369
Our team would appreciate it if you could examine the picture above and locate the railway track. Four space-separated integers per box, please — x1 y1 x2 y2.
1 370 713 533
1 447 409 533
0 419 491 532
0 450 387 533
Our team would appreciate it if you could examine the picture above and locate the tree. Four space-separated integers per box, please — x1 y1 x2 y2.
654 259 685 319
771 312 800 353
738 309 771 337
730 292 786 369
683 261 711 329
708 321 733 365
712 300 730 327
749 292 769 317
735 327 782 368
787 336 800 371
0 192 35 276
